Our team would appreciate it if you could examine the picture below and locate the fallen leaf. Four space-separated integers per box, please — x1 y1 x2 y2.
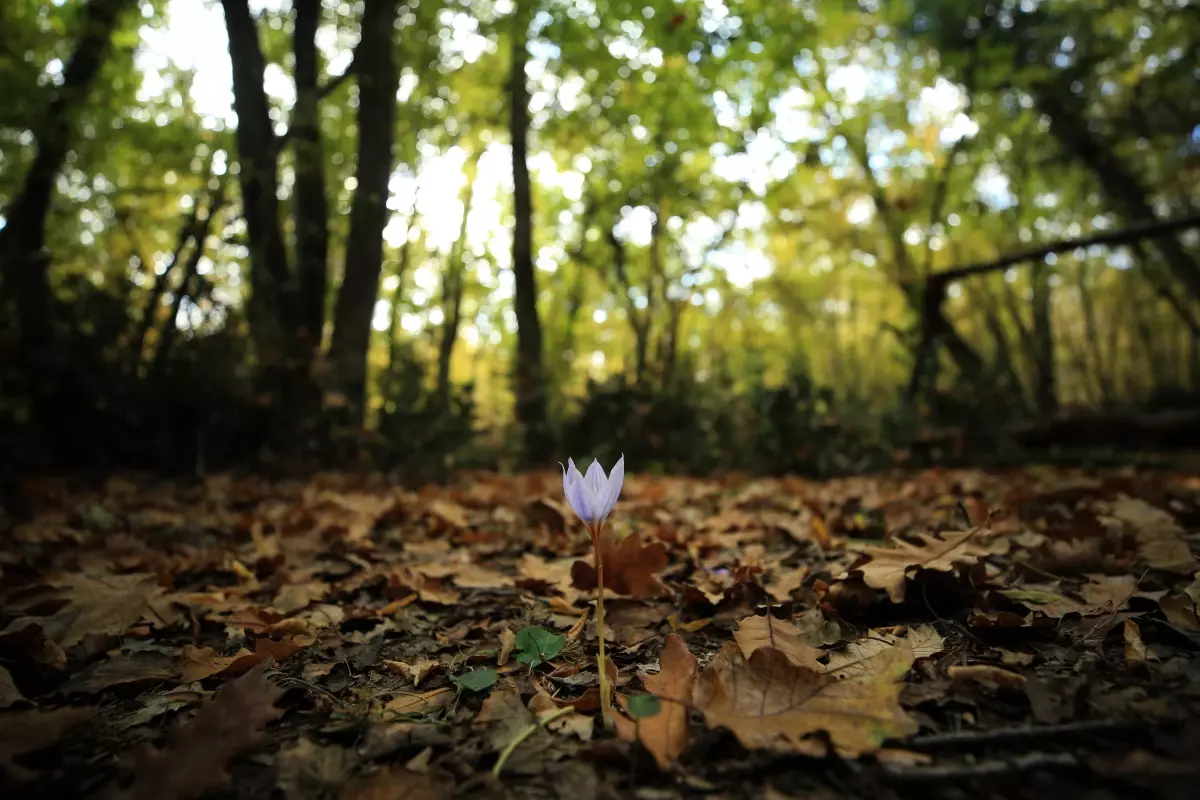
3 573 163 648
947 664 1027 688
498 628 516 666
0 706 94 781
571 531 669 598
855 528 993 602
107 665 283 799
383 659 440 687
272 582 329 614
821 625 945 678
61 653 177 694
340 765 452 800
529 691 593 740
1097 496 1194 574
692 640 917 757
473 681 546 775
733 614 824 670
1122 619 1151 664
613 633 698 769
276 737 354 800
386 686 454 716
179 638 308 682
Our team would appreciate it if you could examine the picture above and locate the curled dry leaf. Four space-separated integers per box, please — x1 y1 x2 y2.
179 637 307 682
613 633 698 769
855 527 994 602
107 665 283 800
693 639 918 757
571 531 669 598
386 686 454 716
1122 619 1151 664
383 658 440 687
498 628 517 666
733 614 824 671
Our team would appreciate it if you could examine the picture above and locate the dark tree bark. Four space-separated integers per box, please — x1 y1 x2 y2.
130 198 204 376
328 0 401 422
0 0 137 352
291 0 330 360
606 225 650 386
220 0 295 369
436 158 480 407
1030 263 1057 413
508 14 552 461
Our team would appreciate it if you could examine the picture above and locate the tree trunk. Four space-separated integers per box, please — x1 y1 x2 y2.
291 0 329 362
328 0 401 423
436 160 479 407
220 0 295 369
508 13 552 461
1030 263 1058 413
0 0 137 353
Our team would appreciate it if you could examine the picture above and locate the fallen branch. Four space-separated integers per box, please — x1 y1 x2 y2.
883 752 1079 782
905 719 1141 751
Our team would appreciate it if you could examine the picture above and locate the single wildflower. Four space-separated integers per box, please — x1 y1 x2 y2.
560 455 624 728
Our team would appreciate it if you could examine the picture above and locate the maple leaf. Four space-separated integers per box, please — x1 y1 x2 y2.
2 572 163 648
854 527 993 602
613 633 698 769
692 640 918 757
106 665 283 800
571 531 669 598
733 614 825 671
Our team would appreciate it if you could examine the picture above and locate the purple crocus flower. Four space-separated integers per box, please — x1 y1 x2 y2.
560 455 624 528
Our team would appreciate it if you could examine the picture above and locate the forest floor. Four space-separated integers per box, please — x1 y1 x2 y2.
2 464 1199 800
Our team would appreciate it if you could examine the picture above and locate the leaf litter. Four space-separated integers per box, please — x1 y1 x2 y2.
0 466 1197 798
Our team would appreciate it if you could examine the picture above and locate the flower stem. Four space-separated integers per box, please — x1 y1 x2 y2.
590 523 612 729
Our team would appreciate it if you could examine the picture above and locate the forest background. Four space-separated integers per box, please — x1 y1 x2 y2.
2 0 1199 483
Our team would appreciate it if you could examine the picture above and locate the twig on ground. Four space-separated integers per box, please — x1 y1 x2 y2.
905 718 1141 750
882 752 1079 782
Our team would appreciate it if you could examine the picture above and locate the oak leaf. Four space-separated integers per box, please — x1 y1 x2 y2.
2 572 162 648
693 640 918 757
571 532 669 598
0 706 94 781
733 614 824 671
108 665 283 800
820 625 944 678
613 633 698 769
1096 496 1194 574
855 527 993 602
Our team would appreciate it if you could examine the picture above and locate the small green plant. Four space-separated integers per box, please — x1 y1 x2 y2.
513 626 565 668
625 693 662 720
449 667 498 693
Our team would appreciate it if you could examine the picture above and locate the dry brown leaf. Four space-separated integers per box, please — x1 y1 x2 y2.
61 653 178 694
382 659 440 687
529 691 593 741
1123 619 1151 664
1097 496 1194 574
272 582 329 614
498 628 517 666
386 686 454 716
179 638 307 682
473 681 546 775
0 706 94 781
613 634 698 768
3 572 163 648
733 614 824 671
276 737 355 800
340 765 452 800
947 664 1027 687
571 531 669 598
855 527 993 602
821 625 945 678
108 665 283 800
693 640 917 757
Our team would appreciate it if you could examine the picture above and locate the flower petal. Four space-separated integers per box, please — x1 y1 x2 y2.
565 458 592 521
597 454 624 519
584 459 606 498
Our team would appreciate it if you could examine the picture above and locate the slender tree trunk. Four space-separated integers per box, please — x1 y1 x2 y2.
292 0 329 361
437 162 479 407
1030 263 1058 413
221 0 295 369
130 198 204 376
508 12 551 461
328 0 401 423
0 0 137 353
